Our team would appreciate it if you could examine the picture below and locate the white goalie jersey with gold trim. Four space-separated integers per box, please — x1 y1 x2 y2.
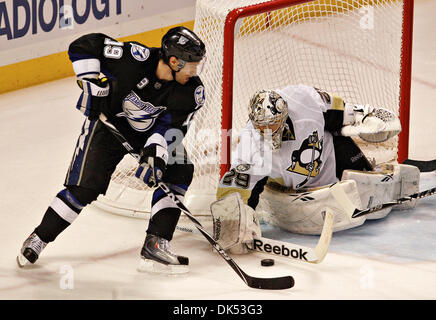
217 84 341 208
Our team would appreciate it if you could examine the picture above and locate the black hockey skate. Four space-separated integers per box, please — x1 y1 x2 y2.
138 234 189 274
17 232 47 267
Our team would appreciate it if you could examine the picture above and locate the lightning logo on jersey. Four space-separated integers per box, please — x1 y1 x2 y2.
117 91 166 132
287 131 323 178
130 43 150 61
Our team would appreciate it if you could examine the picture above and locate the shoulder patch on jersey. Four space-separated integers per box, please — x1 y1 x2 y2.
314 87 331 105
117 91 166 132
130 43 150 61
194 85 205 107
282 118 295 141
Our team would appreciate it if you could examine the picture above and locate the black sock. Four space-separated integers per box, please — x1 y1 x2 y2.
34 189 84 243
34 207 71 243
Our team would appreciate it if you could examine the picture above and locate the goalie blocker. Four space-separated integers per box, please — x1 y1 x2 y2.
210 192 261 254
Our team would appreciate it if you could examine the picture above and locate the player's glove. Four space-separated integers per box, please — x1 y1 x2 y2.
135 144 168 188
76 77 110 121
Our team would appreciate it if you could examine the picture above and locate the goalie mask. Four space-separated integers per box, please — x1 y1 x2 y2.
248 90 288 149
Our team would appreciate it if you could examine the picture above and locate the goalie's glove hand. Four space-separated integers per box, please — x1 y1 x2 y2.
135 144 168 188
352 104 375 124
342 103 401 143
76 77 110 121
343 103 374 126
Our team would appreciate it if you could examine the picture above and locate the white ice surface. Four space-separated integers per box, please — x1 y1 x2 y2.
0 0 435 300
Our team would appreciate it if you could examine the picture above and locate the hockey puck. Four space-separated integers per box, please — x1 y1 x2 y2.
261 258 274 267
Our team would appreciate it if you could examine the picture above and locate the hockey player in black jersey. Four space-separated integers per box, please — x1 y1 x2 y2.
17 27 206 274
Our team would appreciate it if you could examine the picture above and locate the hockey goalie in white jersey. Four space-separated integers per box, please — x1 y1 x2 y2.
212 85 420 254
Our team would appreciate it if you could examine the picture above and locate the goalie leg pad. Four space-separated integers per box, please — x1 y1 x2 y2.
378 163 420 210
341 168 394 220
341 163 419 219
210 192 261 254
256 180 366 235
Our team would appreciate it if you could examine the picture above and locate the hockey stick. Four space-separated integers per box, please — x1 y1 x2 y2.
402 159 436 172
158 182 295 289
176 207 334 264
98 113 295 290
330 182 436 219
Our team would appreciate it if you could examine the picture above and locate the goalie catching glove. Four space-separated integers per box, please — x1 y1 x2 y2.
342 103 401 143
76 77 110 121
135 143 168 188
210 192 261 255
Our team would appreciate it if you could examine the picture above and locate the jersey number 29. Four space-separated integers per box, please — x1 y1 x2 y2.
222 169 250 188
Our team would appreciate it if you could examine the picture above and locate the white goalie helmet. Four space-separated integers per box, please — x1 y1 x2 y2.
248 90 288 149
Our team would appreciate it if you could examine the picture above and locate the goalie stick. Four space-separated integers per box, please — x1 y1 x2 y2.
98 113 295 290
330 182 436 219
402 159 436 172
176 207 334 264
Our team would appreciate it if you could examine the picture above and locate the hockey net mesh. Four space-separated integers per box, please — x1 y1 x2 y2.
95 0 408 218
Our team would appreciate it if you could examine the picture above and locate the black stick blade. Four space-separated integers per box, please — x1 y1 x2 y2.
352 208 370 218
402 159 436 172
245 274 295 290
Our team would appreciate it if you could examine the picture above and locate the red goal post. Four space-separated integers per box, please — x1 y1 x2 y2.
217 0 413 178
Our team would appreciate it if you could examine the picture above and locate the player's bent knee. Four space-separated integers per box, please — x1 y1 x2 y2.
66 185 101 206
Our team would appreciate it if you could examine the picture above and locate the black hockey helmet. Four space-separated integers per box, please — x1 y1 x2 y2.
161 26 205 63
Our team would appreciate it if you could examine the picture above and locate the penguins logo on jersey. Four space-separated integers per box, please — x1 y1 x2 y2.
287 131 323 177
117 92 166 132
130 43 150 61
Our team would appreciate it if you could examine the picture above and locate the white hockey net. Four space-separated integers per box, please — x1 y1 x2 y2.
95 0 412 218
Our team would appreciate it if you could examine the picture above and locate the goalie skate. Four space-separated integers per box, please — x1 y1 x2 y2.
138 234 189 275
17 232 47 267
